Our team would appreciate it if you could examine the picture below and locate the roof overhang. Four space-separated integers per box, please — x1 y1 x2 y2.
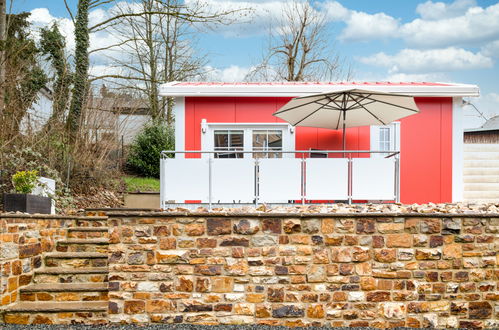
159 82 480 98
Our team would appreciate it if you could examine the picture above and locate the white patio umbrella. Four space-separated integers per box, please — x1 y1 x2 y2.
273 88 420 151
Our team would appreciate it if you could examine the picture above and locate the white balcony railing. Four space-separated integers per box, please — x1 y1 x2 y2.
160 150 400 209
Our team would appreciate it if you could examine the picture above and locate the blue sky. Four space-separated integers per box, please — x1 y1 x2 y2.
10 0 499 128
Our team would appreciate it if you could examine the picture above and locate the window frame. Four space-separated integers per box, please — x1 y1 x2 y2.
370 122 400 157
201 121 294 159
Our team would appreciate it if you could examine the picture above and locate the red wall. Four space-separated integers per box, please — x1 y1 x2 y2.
185 96 453 203
399 97 453 204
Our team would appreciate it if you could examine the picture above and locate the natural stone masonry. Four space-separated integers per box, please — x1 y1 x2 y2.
106 212 498 328
1 214 109 324
1 211 498 327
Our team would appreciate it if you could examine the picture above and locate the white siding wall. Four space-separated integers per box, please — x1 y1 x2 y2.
463 143 499 202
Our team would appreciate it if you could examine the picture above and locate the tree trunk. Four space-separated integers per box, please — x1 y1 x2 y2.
0 0 6 117
67 0 90 144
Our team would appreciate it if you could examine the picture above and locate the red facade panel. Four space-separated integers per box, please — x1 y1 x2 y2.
185 96 453 203
399 97 453 203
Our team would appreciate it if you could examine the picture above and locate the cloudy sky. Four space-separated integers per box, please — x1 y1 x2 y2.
10 0 499 128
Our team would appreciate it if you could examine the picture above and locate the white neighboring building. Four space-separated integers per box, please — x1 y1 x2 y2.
19 86 54 134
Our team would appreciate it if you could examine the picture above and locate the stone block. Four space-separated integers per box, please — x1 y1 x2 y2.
377 222 404 233
366 291 390 302
307 265 326 282
443 244 462 259
307 304 325 318
185 223 205 236
220 237 249 247
335 219 355 233
211 277 233 293
421 218 441 233
251 235 277 247
386 234 412 247
207 218 231 235
124 300 145 314
330 247 352 262
233 219 260 235
262 218 281 234
442 218 461 234
469 301 492 319
321 218 335 234
356 218 375 234
302 219 320 234
272 305 305 318
268 287 285 302
283 219 301 233
374 249 396 263
382 302 406 319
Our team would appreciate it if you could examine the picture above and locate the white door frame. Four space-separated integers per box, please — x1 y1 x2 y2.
201 120 295 158
370 122 401 156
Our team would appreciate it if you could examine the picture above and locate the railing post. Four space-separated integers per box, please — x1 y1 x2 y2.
254 158 259 207
159 156 165 209
208 157 213 210
301 155 306 205
348 157 353 205
395 154 400 203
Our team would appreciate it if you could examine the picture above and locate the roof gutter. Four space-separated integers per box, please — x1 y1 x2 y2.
159 82 480 98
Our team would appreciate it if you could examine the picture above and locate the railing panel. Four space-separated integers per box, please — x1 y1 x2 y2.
306 158 349 200
258 158 302 202
162 158 209 202
351 158 396 200
212 159 255 202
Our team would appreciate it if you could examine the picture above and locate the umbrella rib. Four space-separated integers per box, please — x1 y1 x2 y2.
292 102 330 126
348 93 387 125
350 93 419 112
273 97 329 115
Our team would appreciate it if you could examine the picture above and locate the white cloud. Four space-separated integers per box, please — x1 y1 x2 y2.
204 65 252 82
319 1 350 21
416 0 476 20
401 3 499 48
339 11 399 42
319 1 399 42
481 40 499 58
28 8 76 51
385 72 448 82
360 47 493 73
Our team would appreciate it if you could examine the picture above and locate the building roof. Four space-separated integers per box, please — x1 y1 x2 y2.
465 115 499 133
88 97 150 115
159 81 480 97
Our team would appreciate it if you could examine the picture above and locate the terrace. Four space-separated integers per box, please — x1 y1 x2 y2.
160 149 400 209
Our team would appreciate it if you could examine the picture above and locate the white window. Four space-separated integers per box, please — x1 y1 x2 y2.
252 130 283 158
370 122 400 157
213 130 244 158
201 121 294 159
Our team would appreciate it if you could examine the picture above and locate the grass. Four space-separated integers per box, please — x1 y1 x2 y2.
123 176 160 192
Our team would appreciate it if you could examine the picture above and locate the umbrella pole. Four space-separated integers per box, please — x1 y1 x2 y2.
342 111 346 158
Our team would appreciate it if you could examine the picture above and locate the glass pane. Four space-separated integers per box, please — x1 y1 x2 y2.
268 130 282 148
215 130 244 158
214 130 229 148
252 130 283 158
253 131 266 148
230 131 244 148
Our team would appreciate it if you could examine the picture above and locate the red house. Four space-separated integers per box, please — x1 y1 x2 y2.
159 82 479 206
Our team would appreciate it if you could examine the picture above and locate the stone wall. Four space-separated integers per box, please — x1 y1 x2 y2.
107 212 498 328
0 215 80 308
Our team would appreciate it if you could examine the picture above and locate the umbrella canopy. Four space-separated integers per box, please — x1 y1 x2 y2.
273 88 420 150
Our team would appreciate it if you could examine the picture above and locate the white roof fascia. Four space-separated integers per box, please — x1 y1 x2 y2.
159 82 480 98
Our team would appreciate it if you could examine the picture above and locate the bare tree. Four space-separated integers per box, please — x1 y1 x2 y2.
246 0 350 82
0 0 6 116
104 0 207 123
68 0 242 141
